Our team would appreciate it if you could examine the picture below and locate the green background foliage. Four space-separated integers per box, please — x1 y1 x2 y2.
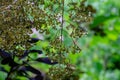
68 0 120 80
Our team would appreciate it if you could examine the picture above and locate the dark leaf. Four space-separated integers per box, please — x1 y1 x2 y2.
20 50 30 59
20 66 42 75
26 25 32 29
0 49 11 58
28 38 40 43
8 59 19 67
1 57 12 64
17 70 28 77
36 57 58 65
29 75 44 80
35 75 43 80
1 57 18 67
90 14 117 28
26 66 41 75
0 66 8 73
5 78 12 80
90 26 106 36
20 50 42 59
29 50 42 54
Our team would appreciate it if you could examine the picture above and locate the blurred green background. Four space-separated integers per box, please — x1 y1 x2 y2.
69 0 120 80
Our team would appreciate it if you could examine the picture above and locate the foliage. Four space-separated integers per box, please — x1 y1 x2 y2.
0 0 95 80
68 0 120 80
1 0 120 80
0 48 57 80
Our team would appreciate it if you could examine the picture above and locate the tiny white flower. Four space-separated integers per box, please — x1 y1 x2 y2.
59 36 64 41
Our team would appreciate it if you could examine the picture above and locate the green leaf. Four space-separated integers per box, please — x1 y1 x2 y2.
90 15 117 27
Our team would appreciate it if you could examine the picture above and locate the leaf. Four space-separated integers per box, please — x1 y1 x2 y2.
20 50 30 59
0 67 7 73
0 71 7 80
29 50 42 54
1 57 12 65
21 50 42 59
0 49 18 67
20 66 42 75
1 57 18 67
8 59 19 68
0 49 11 58
36 57 58 65
29 75 44 80
27 38 40 43
17 70 28 77
90 14 117 28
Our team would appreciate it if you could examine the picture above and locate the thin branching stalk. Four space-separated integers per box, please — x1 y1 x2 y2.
60 0 64 46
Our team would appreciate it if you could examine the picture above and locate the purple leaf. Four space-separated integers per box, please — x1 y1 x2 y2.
21 50 42 59
8 59 19 67
28 38 40 43
34 75 44 80
1 57 12 64
19 66 42 75
1 57 18 67
17 69 28 77
29 50 42 54
36 57 58 65
0 49 11 58
20 50 30 58
29 75 44 80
